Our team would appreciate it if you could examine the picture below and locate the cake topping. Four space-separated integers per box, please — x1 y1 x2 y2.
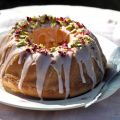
9 15 93 57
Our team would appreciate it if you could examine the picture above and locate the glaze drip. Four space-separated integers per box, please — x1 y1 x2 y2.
52 51 72 98
52 52 64 94
18 53 35 90
36 54 52 98
0 39 15 66
63 52 72 98
76 42 104 86
76 45 96 86
0 45 25 78
89 42 104 74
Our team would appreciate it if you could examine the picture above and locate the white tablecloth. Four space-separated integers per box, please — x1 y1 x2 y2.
0 5 120 120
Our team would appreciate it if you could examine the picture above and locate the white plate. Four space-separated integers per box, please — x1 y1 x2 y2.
0 5 119 110
0 34 118 111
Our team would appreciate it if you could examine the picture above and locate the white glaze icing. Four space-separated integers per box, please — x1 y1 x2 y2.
0 39 15 66
0 27 105 99
89 42 104 74
62 52 72 98
79 61 86 83
52 52 64 94
18 51 25 64
0 45 26 78
35 54 52 98
18 53 35 90
52 51 72 98
76 45 96 86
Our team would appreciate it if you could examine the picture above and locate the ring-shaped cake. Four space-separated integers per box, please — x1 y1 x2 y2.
0 15 106 99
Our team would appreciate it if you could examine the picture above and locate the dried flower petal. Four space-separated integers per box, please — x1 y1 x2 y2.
27 17 32 22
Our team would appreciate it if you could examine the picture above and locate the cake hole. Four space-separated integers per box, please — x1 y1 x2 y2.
29 27 70 48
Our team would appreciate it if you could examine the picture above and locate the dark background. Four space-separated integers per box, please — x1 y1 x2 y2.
0 0 120 11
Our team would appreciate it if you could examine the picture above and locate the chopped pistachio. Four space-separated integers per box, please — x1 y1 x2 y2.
65 18 71 23
74 22 79 28
18 20 26 27
70 29 77 34
48 16 52 20
49 16 56 21
39 44 45 48
66 25 72 30
19 31 29 39
52 16 56 21
77 28 85 33
58 21 66 26
21 31 29 35
31 16 37 21
19 35 28 39
76 43 82 47
71 44 75 48
17 39 27 47
51 22 56 27
30 22 38 29
50 47 56 52
71 43 82 48
84 35 92 42
66 23 75 31
39 15 47 23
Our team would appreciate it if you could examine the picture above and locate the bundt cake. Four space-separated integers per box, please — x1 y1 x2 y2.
0 15 106 99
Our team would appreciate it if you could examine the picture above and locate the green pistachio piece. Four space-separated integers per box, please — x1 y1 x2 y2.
59 21 66 26
40 15 47 23
18 21 26 27
30 23 37 29
48 16 56 21
76 43 82 47
70 29 77 33
51 22 56 27
20 31 29 36
66 23 74 31
65 18 71 23
77 28 85 33
39 44 45 48
84 35 92 42
50 47 56 52
19 35 28 39
71 39 82 48
22 31 29 35
31 16 37 21
17 39 27 47
74 22 79 28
